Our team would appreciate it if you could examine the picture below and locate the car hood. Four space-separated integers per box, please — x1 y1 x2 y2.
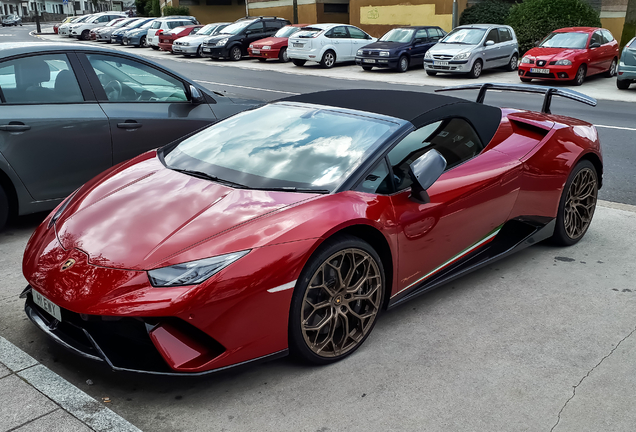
428 43 475 55
252 37 287 48
359 41 408 51
56 154 314 270
205 34 234 43
524 47 585 60
176 34 207 44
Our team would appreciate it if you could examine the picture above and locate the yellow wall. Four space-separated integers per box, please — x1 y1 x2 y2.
243 3 348 24
601 17 626 45
183 5 247 24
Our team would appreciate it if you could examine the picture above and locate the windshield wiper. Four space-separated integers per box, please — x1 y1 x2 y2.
169 167 247 189
251 186 330 194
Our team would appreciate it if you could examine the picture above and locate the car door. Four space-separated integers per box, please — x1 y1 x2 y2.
601 30 617 70
325 26 352 61
482 28 502 69
243 21 266 53
588 31 605 74
0 53 111 201
409 28 433 66
381 118 520 298
79 52 217 165
497 27 515 64
347 26 373 56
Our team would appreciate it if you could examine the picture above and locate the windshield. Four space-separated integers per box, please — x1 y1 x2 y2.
379 28 414 43
115 18 138 27
198 23 221 35
540 32 589 49
441 28 486 45
127 19 149 29
163 104 398 191
629 38 636 48
220 20 252 35
104 19 121 27
275 26 303 38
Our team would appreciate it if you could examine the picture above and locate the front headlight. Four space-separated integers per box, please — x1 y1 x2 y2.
425 50 433 59
357 49 363 56
520 56 533 64
453 52 470 60
182 42 190 46
148 250 250 287
379 51 390 57
217 38 229 46
555 59 572 65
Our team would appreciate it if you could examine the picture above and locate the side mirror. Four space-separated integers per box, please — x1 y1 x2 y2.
245 30 253 35
408 150 447 204
485 40 495 46
189 85 205 104
590 42 601 49
414 38 424 44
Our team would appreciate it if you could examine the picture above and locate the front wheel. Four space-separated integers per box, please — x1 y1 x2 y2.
230 46 242 61
140 35 148 48
320 50 336 68
151 45 159 50
550 160 598 246
362 66 373 71
468 59 483 79
426 70 437 76
520 77 532 83
292 59 306 67
81 30 89 41
397 55 409 73
196 46 203 57
605 58 617 77
289 236 385 364
572 64 586 86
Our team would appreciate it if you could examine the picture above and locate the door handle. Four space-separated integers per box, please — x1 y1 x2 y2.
0 122 30 132
117 121 142 130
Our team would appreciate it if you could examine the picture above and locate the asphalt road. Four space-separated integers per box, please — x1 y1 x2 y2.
2 25 636 432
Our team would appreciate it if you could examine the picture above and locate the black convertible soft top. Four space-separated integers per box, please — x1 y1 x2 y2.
280 89 503 146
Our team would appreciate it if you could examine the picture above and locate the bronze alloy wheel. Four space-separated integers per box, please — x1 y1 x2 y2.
564 167 597 240
301 248 382 358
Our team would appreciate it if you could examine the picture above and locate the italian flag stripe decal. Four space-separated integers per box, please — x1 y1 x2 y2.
393 225 503 298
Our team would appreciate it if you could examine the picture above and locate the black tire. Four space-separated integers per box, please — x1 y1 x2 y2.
292 59 306 67
196 45 203 57
320 50 336 68
0 186 8 231
257 58 267 62
396 55 409 73
605 57 617 77
616 79 630 90
550 160 598 246
426 70 437 76
468 59 483 79
151 45 159 50
520 77 532 83
572 64 586 86
278 47 288 63
140 35 147 48
507 54 518 71
289 235 385 365
81 29 89 41
230 45 242 61
362 66 373 71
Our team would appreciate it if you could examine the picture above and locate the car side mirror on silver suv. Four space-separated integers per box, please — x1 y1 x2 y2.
189 85 205 104
485 40 495 46
408 149 447 204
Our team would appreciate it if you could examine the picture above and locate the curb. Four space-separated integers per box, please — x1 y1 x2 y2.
0 336 141 432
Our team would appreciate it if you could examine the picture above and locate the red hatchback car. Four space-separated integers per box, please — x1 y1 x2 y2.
22 86 602 375
158 25 203 52
248 24 308 62
519 27 619 85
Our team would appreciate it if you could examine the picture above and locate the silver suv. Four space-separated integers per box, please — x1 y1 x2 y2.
424 24 519 78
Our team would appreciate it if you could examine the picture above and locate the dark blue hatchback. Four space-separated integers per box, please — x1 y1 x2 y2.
355 26 446 72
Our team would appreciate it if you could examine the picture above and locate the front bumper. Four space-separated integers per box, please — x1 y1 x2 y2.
423 58 470 73
111 34 124 44
173 44 199 54
248 47 281 60
355 55 398 69
518 64 575 80
201 45 229 58
23 286 286 375
123 35 141 46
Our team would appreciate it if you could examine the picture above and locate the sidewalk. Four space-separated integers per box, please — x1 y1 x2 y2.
0 337 141 432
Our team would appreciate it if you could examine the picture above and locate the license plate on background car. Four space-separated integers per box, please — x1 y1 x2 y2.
363 59 375 63
293 43 303 48
434 61 449 66
32 290 62 322
252 49 260 54
530 68 550 74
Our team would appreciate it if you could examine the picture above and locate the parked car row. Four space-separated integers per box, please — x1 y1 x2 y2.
53 14 633 88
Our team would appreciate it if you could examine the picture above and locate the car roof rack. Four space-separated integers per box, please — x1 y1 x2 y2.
435 83 597 115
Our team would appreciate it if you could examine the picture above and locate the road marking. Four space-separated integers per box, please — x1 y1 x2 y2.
194 79 300 95
594 124 636 132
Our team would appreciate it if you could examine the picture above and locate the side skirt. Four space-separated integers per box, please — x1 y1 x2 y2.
388 217 555 309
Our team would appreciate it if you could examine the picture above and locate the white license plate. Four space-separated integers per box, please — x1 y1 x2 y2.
293 43 303 48
530 68 550 74
252 49 260 54
203 48 210 52
434 61 449 66
363 58 375 63
32 289 62 322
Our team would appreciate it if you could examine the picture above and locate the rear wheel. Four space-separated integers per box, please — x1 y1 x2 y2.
230 45 242 61
320 50 336 68
468 59 483 79
289 236 385 364
572 64 586 86
605 58 617 77
507 54 518 71
397 55 409 73
278 47 288 63
550 160 598 246
0 186 8 231
292 59 306 67
616 79 630 90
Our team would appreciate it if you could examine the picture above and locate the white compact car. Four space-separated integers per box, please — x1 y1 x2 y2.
147 18 197 49
69 12 126 40
58 15 93 37
172 22 230 56
288 23 376 68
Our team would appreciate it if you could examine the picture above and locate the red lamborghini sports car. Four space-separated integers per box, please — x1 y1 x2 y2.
22 84 602 375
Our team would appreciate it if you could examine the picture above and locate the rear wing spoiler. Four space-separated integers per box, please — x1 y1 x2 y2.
435 83 597 115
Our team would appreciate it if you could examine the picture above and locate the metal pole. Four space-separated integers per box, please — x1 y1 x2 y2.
245 0 249 18
452 0 458 29
292 0 297 24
